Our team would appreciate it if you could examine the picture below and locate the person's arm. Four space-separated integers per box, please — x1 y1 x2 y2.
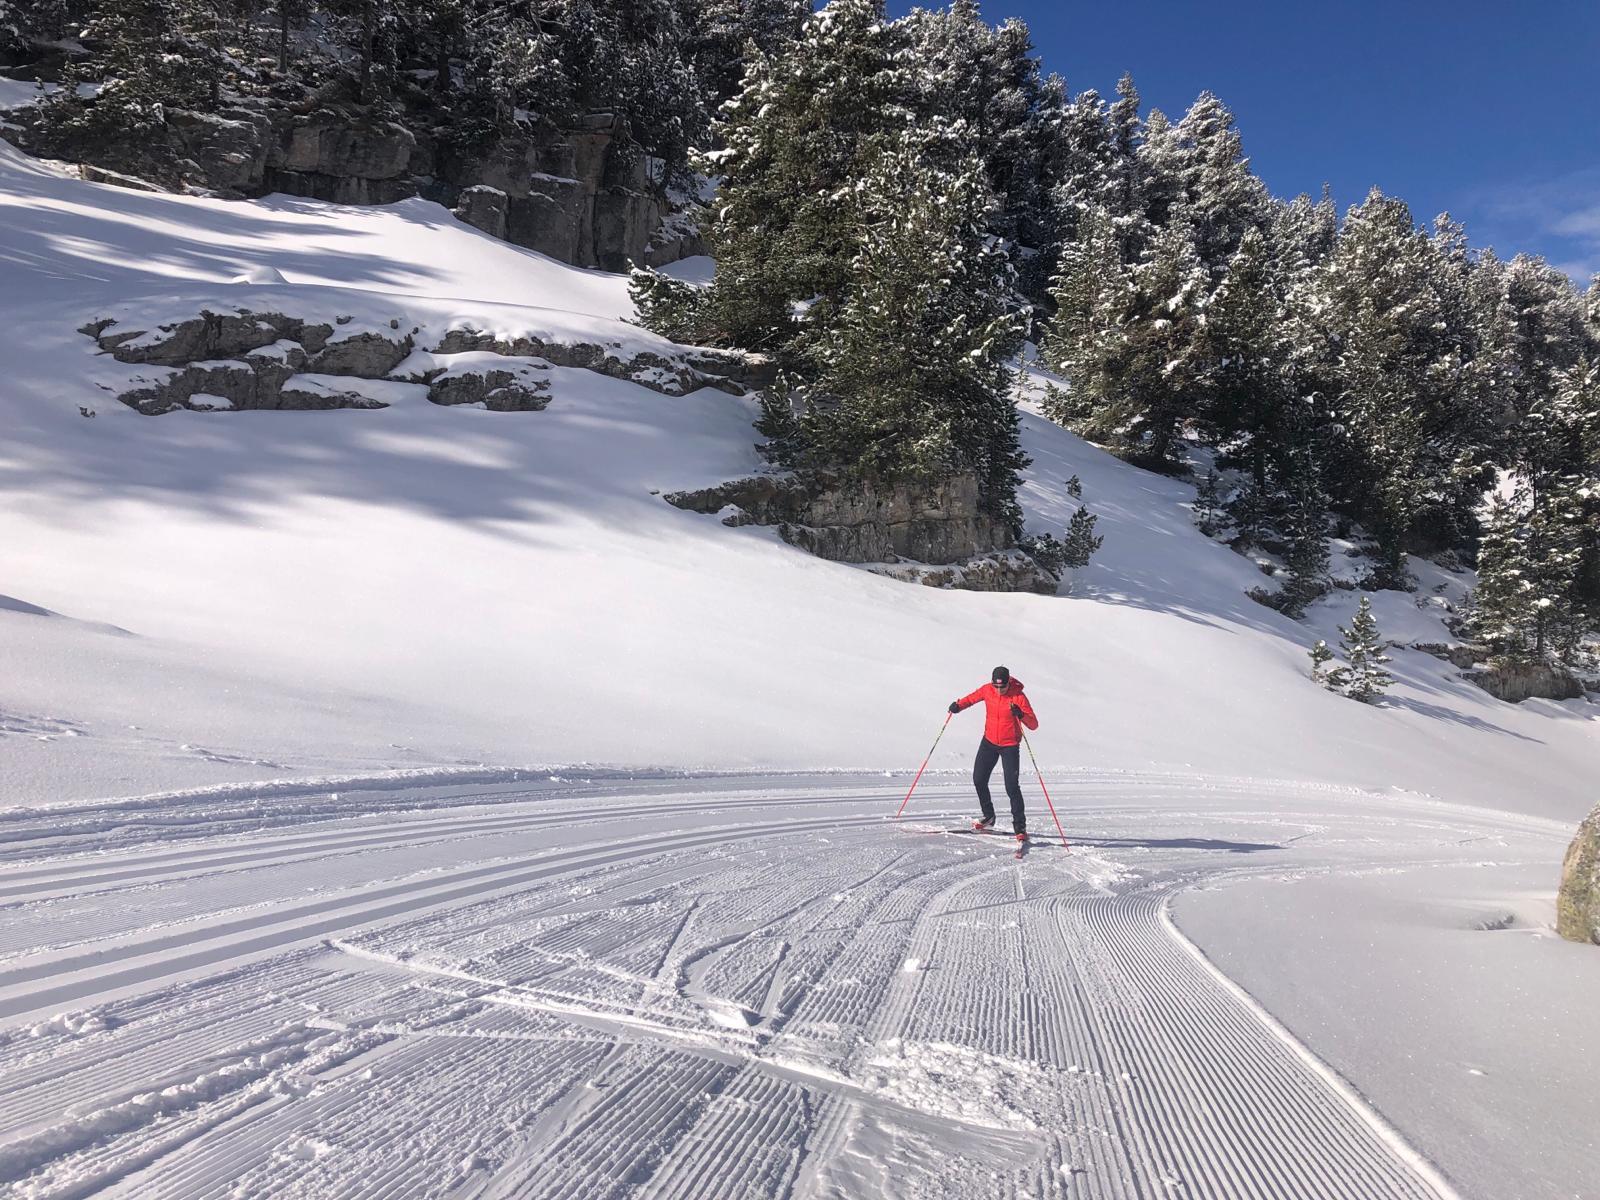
951 686 986 714
1012 693 1039 730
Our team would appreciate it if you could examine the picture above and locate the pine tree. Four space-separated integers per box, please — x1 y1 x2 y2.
697 0 910 353
1337 595 1394 703
804 123 1027 525
1315 190 1496 582
1171 91 1270 277
1061 505 1103 567
1275 448 1330 617
683 0 809 111
39 0 211 149
1309 638 1334 684
1470 357 1600 664
1045 200 1207 471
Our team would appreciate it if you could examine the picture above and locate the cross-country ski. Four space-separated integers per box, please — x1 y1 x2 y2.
1 2 1597 1198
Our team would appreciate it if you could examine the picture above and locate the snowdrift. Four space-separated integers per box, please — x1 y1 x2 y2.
0 141 1594 813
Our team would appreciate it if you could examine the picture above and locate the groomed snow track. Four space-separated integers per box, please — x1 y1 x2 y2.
0 772 1558 1198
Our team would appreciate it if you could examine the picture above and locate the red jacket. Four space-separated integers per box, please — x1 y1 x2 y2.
956 678 1039 747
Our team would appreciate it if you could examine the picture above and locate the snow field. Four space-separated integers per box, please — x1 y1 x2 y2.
1 139 1596 815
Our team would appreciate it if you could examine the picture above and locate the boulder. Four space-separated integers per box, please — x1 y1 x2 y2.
453 185 510 241
1466 661 1586 703
428 365 551 411
117 343 306 414
307 330 412 378
505 186 589 263
164 108 271 193
259 168 417 206
429 326 740 396
1558 806 1600 945
84 309 333 365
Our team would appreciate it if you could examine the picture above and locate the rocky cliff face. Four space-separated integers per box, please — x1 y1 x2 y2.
1465 661 1586 704
1558 806 1600 946
665 472 1057 595
6 98 697 273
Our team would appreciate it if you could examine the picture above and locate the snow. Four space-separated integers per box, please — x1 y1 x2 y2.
0 138 1597 1198
1173 860 1600 1200
0 773 1584 1198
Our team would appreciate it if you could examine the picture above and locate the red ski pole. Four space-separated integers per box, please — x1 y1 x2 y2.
1020 729 1069 848
895 712 952 819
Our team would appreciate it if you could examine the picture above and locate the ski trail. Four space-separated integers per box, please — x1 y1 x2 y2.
0 776 1547 1198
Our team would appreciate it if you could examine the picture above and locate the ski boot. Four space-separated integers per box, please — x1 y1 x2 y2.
972 816 995 832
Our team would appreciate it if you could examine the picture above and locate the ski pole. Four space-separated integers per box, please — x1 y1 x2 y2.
1020 729 1069 848
895 712 952 819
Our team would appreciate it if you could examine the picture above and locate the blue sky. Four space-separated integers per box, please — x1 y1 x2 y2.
890 0 1600 280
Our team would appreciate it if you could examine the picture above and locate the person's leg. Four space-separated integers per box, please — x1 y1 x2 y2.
1001 744 1025 832
972 739 999 824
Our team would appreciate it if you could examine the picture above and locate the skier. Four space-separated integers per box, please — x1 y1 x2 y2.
948 666 1039 842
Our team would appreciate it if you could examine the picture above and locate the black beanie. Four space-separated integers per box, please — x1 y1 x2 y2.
991 665 1010 687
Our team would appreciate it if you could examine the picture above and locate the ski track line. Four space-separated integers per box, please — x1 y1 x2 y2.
0 790 900 899
0 813 889 1024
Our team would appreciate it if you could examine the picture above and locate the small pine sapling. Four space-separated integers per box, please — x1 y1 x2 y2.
1337 595 1394 703
1062 506 1104 569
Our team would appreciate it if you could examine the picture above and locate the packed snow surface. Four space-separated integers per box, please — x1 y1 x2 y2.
1 140 1598 1198
0 774 1588 1198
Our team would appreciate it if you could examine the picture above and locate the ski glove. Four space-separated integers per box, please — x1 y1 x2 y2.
948 701 961 714
1009 703 1023 719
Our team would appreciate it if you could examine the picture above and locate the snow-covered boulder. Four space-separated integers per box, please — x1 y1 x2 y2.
392 350 552 412
1558 806 1600 945
83 309 335 366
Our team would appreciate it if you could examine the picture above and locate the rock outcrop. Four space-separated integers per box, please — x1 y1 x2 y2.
665 471 1058 595
1558 806 1600 945
1466 661 1586 704
82 306 756 415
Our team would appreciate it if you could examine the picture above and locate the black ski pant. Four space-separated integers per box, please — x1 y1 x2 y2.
973 738 1025 831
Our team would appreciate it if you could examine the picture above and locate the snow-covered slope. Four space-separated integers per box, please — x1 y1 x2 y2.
1 141 1594 815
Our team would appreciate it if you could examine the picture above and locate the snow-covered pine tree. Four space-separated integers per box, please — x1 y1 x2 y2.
1315 190 1493 583
1275 446 1331 617
1471 356 1600 664
1171 91 1270 278
805 122 1027 526
1200 226 1290 497
683 0 810 111
1309 638 1334 684
39 0 210 148
628 268 708 344
1120 204 1208 470
1040 203 1128 429
695 0 910 353
903 1 1065 298
1337 595 1394 703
